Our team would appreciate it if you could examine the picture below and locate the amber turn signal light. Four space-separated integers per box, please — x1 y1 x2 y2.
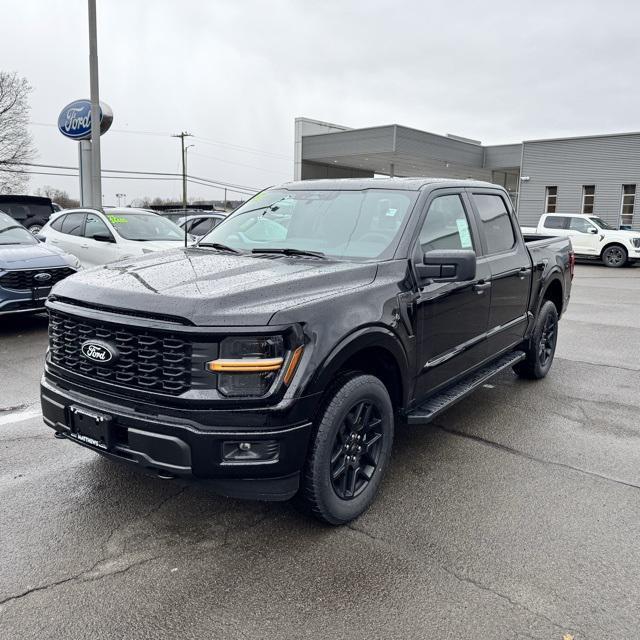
283 346 304 386
206 357 284 373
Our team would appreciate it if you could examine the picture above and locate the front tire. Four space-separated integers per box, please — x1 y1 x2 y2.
602 244 627 268
297 373 394 525
514 300 559 379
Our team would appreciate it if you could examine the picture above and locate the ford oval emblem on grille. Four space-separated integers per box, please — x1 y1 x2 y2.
34 272 52 283
81 340 117 364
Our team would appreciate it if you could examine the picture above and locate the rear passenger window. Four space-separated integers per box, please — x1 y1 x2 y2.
50 215 65 232
543 216 568 229
419 194 474 252
60 213 85 236
473 194 515 254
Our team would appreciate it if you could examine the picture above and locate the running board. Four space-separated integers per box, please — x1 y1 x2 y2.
406 350 526 425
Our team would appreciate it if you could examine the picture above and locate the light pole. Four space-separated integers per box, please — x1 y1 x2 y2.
172 131 193 209
88 0 102 209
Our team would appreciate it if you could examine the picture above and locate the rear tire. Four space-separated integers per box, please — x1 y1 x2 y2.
514 300 559 379
296 373 394 525
24 218 46 235
602 244 627 268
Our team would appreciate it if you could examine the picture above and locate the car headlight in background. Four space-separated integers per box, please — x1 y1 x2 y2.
206 335 304 397
64 253 82 270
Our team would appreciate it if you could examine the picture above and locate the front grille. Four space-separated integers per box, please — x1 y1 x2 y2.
49 311 193 395
0 267 75 291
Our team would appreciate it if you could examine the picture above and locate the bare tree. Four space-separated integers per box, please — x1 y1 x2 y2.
35 186 80 209
0 72 35 193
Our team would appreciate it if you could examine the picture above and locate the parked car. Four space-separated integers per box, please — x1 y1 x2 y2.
178 212 227 237
522 213 640 267
38 207 194 268
41 178 573 524
0 212 80 316
0 195 56 234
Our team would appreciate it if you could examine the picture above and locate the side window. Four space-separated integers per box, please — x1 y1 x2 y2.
190 218 216 236
419 194 474 252
473 194 515 254
50 214 65 232
569 217 595 233
543 216 569 230
59 213 85 236
84 213 112 239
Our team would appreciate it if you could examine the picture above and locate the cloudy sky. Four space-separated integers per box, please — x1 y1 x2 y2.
3 0 640 205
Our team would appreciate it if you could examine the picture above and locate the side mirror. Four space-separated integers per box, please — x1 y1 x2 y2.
93 234 115 243
588 227 598 234
416 249 476 283
35 233 46 242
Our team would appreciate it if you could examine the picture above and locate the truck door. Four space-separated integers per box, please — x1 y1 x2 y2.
567 216 600 255
469 191 531 354
414 191 491 399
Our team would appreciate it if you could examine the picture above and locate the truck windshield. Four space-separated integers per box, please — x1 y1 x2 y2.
199 189 418 260
106 213 185 241
589 217 614 230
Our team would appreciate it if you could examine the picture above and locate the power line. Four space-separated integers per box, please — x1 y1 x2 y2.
189 150 290 176
29 121 293 160
1 161 261 192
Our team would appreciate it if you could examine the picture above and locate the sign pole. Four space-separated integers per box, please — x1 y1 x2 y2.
88 0 102 209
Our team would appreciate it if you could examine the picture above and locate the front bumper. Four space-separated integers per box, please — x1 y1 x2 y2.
41 375 314 501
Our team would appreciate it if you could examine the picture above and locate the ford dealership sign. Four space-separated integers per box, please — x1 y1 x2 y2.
57 99 113 140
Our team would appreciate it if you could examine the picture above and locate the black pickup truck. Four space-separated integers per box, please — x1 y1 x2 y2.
41 178 573 524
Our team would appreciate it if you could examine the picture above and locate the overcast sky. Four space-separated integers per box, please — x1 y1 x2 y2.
3 0 640 205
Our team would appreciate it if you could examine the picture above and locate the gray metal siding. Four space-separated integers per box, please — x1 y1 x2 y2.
302 126 395 160
483 144 522 169
518 135 640 229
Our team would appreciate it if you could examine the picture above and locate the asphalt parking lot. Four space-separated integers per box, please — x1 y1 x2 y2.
1 263 639 640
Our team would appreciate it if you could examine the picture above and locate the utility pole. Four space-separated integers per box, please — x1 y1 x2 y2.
223 188 227 211
88 0 102 209
172 131 192 208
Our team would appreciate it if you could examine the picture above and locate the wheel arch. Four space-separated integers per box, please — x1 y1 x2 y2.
305 326 411 412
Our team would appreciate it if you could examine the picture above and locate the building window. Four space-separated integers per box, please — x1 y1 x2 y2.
545 186 557 213
621 185 636 227
582 185 595 214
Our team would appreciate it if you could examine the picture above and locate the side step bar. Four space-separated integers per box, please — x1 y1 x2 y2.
406 350 526 425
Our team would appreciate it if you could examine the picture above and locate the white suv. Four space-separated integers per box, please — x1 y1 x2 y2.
523 214 640 267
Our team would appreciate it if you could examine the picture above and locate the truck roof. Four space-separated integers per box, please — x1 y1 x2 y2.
278 177 501 192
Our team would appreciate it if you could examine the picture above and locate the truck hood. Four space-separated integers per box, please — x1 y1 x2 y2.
0 243 73 271
52 247 377 326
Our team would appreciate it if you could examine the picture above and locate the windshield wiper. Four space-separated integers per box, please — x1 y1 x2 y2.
198 242 241 254
251 247 326 259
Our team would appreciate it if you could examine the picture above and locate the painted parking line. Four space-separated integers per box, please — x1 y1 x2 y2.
0 407 42 426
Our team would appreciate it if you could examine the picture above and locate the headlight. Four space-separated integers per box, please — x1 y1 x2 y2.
205 336 303 398
65 253 82 270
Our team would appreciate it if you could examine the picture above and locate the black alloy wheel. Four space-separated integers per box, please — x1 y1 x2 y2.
297 373 394 525
602 245 627 268
537 311 557 368
330 400 384 500
514 299 559 379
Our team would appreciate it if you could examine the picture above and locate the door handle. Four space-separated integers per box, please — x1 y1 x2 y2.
518 268 529 280
80 244 88 249
472 281 491 294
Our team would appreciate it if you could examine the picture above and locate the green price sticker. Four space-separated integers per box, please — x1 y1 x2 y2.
108 215 128 224
456 218 472 248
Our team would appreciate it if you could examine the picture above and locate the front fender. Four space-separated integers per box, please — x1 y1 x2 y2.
304 325 412 406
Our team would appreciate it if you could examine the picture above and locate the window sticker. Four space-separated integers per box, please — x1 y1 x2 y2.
456 218 472 248
385 208 398 217
108 215 128 224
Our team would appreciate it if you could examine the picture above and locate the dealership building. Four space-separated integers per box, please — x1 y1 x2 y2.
294 117 640 230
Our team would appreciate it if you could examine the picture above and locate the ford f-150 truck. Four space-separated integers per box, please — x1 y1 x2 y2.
41 178 573 524
522 213 640 267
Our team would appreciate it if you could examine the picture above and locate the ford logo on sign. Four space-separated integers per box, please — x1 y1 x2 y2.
57 99 113 140
81 340 117 364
